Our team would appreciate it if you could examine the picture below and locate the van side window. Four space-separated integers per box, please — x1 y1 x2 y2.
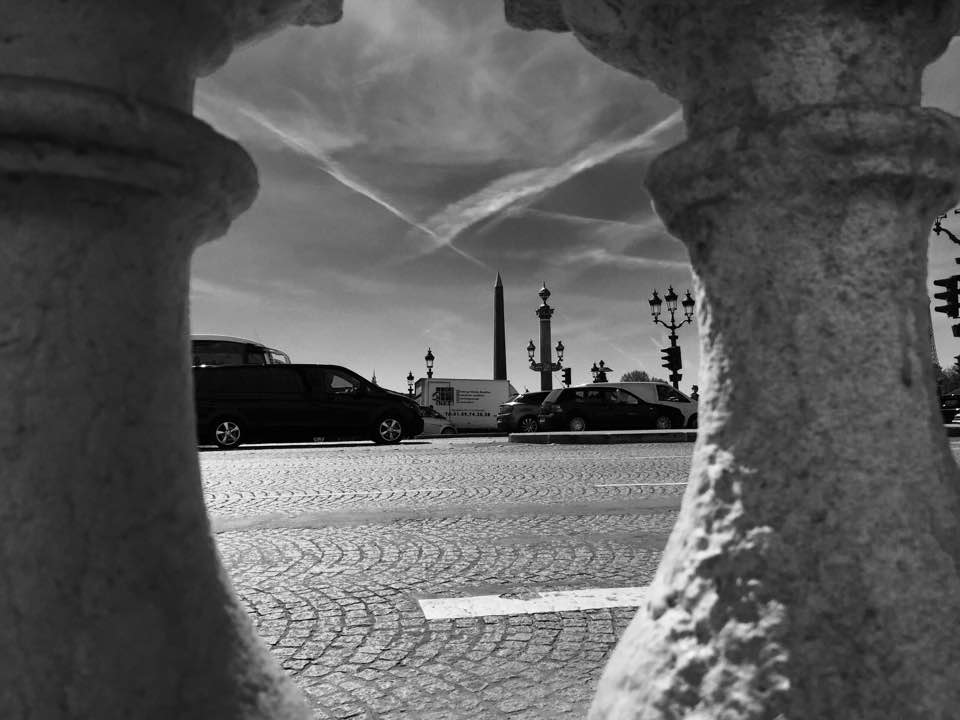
264 367 305 393
656 385 689 403
327 370 362 395
245 367 304 393
616 390 640 405
202 367 302 393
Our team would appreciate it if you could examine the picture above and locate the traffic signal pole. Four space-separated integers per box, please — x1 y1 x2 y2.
661 331 683 389
933 210 960 369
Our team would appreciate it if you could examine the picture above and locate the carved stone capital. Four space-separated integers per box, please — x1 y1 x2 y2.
650 105 960 230
511 1 960 135
0 75 257 240
0 0 343 110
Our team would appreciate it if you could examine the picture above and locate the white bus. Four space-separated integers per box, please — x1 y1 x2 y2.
191 335 290 367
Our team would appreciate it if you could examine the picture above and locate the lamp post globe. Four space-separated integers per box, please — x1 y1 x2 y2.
682 290 696 321
649 290 662 319
664 285 679 313
424 348 434 379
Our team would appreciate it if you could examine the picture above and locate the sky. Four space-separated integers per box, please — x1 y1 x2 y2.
191 1 960 394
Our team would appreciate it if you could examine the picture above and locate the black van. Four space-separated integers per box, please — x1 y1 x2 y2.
191 334 290 366
194 364 423 448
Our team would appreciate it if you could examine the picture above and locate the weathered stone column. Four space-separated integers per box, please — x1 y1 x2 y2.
0 2 339 718
508 1 960 717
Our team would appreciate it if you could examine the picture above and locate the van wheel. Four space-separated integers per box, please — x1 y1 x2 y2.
440 427 457 435
654 415 674 430
373 415 404 444
212 418 243 449
518 416 539 433
568 417 587 432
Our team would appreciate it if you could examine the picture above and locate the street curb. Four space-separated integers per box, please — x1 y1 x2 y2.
509 429 697 444
417 432 508 439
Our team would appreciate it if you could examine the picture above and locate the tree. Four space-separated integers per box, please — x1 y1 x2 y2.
620 369 667 383
938 363 960 395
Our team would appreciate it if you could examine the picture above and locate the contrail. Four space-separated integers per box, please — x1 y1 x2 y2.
416 110 683 254
510 208 665 233
225 100 490 269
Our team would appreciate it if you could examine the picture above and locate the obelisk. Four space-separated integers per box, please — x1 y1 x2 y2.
494 272 507 380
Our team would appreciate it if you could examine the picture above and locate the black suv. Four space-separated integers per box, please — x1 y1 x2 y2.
194 364 423 449
497 391 549 433
538 385 683 432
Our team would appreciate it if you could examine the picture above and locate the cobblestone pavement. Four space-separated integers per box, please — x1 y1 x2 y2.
203 438 693 718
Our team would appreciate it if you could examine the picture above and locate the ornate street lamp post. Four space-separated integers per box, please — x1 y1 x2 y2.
649 286 695 390
406 371 415 396
424 347 435 379
527 282 564 391
590 360 612 382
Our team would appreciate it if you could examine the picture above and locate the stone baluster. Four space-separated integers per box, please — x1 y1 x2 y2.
508 1 960 717
0 2 340 718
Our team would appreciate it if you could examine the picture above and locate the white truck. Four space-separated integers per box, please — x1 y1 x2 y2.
413 378 518 431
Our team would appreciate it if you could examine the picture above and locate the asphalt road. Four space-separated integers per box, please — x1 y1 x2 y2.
200 437 689 718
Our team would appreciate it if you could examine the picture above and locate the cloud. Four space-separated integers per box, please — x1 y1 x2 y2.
414 110 683 252
198 85 491 269
555 247 689 270
189 277 264 305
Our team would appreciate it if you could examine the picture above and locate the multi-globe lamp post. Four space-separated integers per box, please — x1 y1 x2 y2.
527 282 565 391
649 286 696 390
527 338 565 390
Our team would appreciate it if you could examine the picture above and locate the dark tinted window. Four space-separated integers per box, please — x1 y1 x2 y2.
656 385 689 403
615 389 641 405
193 340 270 367
201 367 304 394
246 349 267 365
517 391 549 404
327 369 363 395
193 340 246 366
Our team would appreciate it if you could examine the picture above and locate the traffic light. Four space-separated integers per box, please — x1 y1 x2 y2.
660 346 682 373
933 275 960 318
562 367 572 386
